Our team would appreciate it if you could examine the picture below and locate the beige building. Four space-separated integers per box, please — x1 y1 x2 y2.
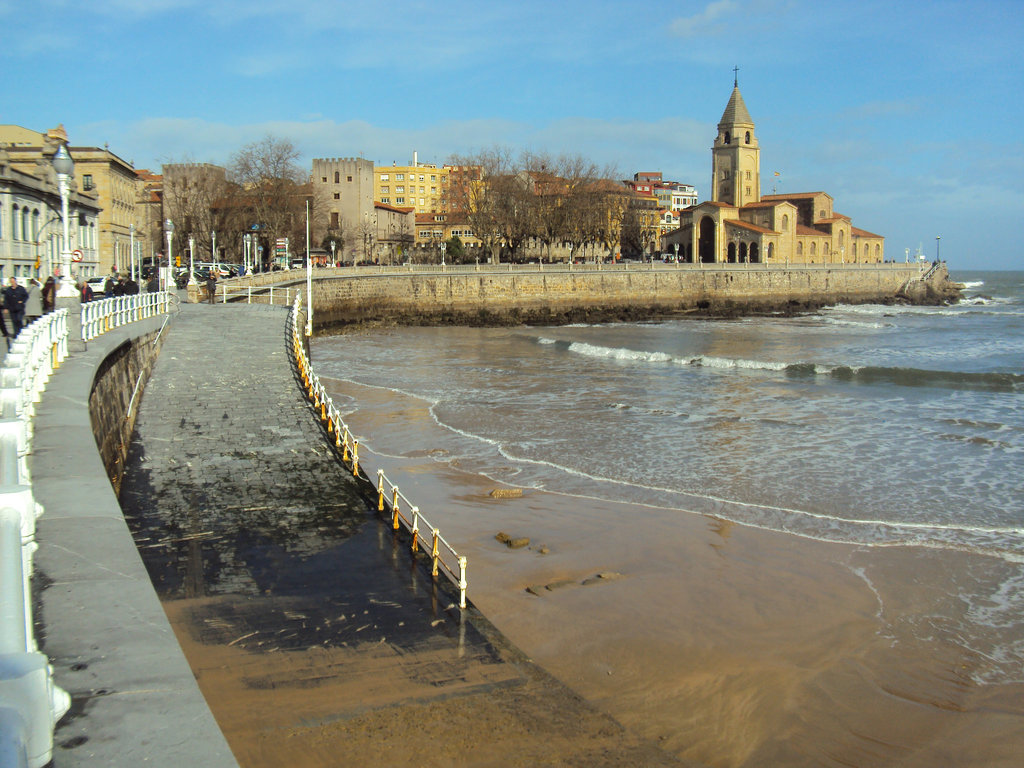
0 124 103 280
311 157 375 253
663 82 884 264
0 124 149 277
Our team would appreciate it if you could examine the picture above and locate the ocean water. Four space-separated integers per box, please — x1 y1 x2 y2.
311 269 1024 685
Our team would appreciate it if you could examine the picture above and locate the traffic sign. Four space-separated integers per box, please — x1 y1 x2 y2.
71 249 83 262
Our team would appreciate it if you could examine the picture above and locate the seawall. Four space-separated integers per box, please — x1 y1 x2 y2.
237 262 955 329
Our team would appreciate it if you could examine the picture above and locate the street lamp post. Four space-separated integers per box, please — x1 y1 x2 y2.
243 234 251 275
164 219 174 292
936 236 941 263
305 200 312 337
52 145 77 298
211 230 217 272
129 223 136 281
330 240 336 267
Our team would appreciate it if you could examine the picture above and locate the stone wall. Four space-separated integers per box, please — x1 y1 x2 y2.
88 329 165 494
303 263 951 328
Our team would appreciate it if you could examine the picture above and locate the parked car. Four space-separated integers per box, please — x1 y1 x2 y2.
85 276 106 298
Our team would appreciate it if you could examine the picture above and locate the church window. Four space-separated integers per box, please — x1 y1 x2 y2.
839 231 845 246
782 214 789 231
797 242 803 256
746 171 751 180
746 186 751 196
810 242 816 256
745 131 751 144
724 131 731 144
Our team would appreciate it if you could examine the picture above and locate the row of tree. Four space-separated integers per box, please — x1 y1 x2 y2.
444 148 640 263
159 138 656 267
160 136 310 268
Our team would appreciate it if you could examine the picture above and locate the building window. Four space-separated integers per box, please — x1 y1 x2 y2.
322 177 327 182
381 186 389 193
396 186 405 193
724 131 731 144
333 193 340 200
330 212 339 227
745 131 751 144
347 176 353 182
396 197 405 204
797 242 803 256
782 214 789 231
380 197 389 203
83 174 94 190
334 171 340 183
380 174 389 181
396 174 404 181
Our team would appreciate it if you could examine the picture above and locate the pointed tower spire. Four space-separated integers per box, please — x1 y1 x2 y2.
711 75 761 207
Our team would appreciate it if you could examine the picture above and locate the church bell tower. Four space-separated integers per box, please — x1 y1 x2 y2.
711 71 760 207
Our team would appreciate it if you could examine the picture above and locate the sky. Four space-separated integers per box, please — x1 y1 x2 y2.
4 0 1022 270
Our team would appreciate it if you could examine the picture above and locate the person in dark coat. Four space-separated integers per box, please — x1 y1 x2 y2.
42 276 56 313
206 270 217 304
3 277 29 335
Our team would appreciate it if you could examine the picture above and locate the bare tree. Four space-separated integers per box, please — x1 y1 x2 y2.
229 136 307 265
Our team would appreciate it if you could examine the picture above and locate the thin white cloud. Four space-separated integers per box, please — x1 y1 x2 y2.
669 0 740 38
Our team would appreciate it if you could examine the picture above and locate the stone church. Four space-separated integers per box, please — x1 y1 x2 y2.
663 81 885 265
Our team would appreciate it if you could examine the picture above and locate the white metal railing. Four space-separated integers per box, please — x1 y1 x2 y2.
288 296 468 609
0 310 71 768
81 292 172 341
211 285 296 306
0 295 172 767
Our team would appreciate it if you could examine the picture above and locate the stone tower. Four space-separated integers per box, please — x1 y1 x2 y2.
711 77 760 207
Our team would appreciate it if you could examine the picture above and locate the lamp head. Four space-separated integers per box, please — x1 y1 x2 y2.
52 145 74 177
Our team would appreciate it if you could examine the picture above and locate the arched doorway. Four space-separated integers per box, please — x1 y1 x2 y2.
750 243 760 263
698 217 716 263
739 242 748 263
727 242 737 263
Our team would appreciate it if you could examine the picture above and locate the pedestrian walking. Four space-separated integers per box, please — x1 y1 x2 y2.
3 277 28 336
206 270 217 304
79 281 93 303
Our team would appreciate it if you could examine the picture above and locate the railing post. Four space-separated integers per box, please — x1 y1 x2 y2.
352 440 359 476
431 530 440 576
377 469 385 511
392 487 400 529
411 507 419 553
458 556 467 609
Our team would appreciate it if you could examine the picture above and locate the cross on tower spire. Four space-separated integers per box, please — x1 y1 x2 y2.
733 65 739 87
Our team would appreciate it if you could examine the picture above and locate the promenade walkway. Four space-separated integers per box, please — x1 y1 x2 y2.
35 301 686 766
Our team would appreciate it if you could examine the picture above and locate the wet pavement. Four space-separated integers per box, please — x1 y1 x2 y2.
110 301 686 766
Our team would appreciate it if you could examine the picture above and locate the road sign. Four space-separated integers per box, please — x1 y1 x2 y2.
71 249 83 262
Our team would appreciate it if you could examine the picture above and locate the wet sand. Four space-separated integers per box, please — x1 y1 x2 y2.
329 378 1024 767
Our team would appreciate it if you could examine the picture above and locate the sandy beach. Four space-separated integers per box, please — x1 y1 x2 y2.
329 377 1024 767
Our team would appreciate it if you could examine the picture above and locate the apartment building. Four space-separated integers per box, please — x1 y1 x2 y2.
375 156 448 215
